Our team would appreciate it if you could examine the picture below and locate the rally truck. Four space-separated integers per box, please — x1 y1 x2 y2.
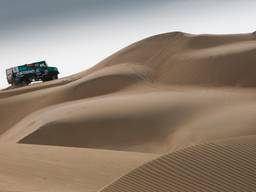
6 61 59 86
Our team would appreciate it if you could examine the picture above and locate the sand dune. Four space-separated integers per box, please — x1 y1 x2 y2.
95 32 256 86
100 143 256 192
1 32 256 191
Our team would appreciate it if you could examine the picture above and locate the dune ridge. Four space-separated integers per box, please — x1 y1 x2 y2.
94 32 256 87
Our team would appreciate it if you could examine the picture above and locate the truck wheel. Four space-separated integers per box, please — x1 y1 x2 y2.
51 74 58 80
41 78 47 82
11 82 18 87
21 79 31 86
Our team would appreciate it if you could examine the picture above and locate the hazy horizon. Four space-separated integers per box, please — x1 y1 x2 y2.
1 0 256 88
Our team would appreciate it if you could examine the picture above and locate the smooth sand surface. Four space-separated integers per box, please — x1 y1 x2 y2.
0 144 156 192
1 32 256 191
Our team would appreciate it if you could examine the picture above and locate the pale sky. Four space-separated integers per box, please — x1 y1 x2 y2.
0 0 256 88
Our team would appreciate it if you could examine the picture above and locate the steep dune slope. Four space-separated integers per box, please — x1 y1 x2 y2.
100 144 256 192
95 32 256 86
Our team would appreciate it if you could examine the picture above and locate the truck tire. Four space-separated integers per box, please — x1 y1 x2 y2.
21 78 31 86
51 74 58 80
41 77 48 82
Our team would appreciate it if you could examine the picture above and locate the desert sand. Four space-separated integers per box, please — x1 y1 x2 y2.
1 31 256 191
